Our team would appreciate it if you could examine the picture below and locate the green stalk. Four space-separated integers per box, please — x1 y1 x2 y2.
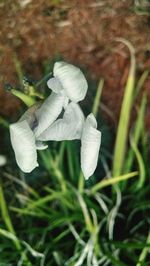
91 171 138 194
92 78 104 118
36 72 52 87
0 183 31 265
78 172 85 194
0 116 9 128
11 88 36 107
134 70 149 100
13 54 24 85
125 94 147 172
112 39 136 177
136 231 150 266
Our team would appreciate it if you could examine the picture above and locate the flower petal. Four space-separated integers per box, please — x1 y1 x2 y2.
81 113 101 180
0 155 7 167
47 77 63 94
36 141 48 150
19 103 41 130
10 120 38 173
54 61 88 103
38 102 84 141
34 92 65 137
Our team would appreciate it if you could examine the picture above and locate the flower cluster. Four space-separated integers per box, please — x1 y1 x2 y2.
10 62 101 179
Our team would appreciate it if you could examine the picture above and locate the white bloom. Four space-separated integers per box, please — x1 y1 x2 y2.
47 61 88 103
81 113 101 180
10 61 101 179
38 102 84 141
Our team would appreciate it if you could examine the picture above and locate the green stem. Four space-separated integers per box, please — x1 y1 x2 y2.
36 72 52 87
112 39 136 177
91 171 138 194
92 78 104 118
11 88 36 107
136 231 150 266
0 183 32 265
0 116 9 128
78 171 85 193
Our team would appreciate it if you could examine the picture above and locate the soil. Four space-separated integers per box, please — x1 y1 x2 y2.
0 0 150 128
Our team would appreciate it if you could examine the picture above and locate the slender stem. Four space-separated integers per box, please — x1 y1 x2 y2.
36 72 52 87
136 231 150 266
78 171 85 193
0 116 9 128
92 78 104 118
0 184 20 249
0 183 32 265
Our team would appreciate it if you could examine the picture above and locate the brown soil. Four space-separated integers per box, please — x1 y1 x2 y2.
0 0 150 127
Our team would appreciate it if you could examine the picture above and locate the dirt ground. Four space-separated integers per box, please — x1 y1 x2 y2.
0 0 150 127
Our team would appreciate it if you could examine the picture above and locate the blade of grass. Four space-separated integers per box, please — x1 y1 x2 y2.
77 192 94 233
134 70 149 100
91 171 138 193
66 142 76 180
13 53 24 84
92 78 104 118
0 116 9 128
0 183 31 265
125 94 147 172
136 231 150 266
130 135 146 190
112 39 136 177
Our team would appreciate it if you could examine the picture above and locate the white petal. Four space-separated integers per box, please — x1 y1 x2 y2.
47 77 63 94
0 155 7 167
34 92 65 137
38 102 84 141
63 96 69 109
36 141 48 150
19 103 41 130
54 61 88 103
10 120 38 173
81 113 101 180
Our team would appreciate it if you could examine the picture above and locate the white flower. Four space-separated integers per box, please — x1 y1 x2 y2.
81 113 101 180
10 61 101 179
47 61 88 103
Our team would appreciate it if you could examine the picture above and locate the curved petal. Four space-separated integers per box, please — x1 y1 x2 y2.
47 77 63 94
10 120 38 173
36 141 48 150
19 103 41 130
54 61 88 103
0 155 7 167
81 113 101 180
34 92 65 137
38 102 84 141
63 96 69 109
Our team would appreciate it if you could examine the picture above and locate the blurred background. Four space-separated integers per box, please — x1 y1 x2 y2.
1 0 150 125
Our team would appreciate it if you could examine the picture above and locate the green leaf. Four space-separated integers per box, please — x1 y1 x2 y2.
112 39 136 177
